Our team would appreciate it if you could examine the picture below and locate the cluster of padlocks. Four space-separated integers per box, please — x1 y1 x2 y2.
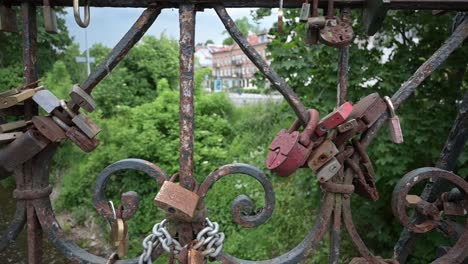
0 82 101 176
266 93 403 201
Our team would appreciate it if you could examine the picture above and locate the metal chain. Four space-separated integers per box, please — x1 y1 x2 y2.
192 218 225 258
138 218 225 264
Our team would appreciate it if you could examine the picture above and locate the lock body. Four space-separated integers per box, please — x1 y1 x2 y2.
349 93 387 129
316 157 341 183
188 249 205 264
266 130 310 177
70 84 96 112
315 102 353 136
319 18 354 48
66 126 99 153
388 117 403 144
154 181 200 222
308 140 339 171
0 132 23 145
72 114 101 138
299 2 311 22
33 90 61 114
0 120 28 133
32 116 67 142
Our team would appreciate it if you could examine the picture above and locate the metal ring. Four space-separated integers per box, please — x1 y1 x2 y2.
73 0 90 28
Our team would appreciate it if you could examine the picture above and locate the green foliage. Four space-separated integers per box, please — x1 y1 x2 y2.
0 7 72 91
42 61 73 98
56 91 234 257
222 16 261 45
195 67 212 94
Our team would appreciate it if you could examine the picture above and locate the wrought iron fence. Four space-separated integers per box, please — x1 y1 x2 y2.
0 0 467 263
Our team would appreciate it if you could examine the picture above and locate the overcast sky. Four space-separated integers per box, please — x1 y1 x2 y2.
63 7 277 51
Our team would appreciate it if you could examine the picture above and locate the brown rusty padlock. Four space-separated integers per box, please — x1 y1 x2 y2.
266 109 320 177
109 205 128 257
319 0 354 48
307 139 339 171
348 93 387 129
154 178 200 222
188 248 205 264
32 116 67 142
383 96 404 144
52 116 99 152
61 100 101 138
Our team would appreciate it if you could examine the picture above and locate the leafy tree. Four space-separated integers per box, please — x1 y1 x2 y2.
0 8 72 90
205 39 214 45
42 61 73 98
223 16 261 45
252 9 468 263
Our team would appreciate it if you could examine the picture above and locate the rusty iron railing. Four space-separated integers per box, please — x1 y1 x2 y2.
0 0 468 263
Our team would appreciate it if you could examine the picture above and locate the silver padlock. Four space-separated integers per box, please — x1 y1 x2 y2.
69 84 96 112
33 89 61 114
316 157 341 183
43 0 58 34
299 1 311 22
384 96 403 144
61 100 101 138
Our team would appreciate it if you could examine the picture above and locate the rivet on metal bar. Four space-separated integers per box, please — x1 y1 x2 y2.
13 185 53 200
73 0 90 28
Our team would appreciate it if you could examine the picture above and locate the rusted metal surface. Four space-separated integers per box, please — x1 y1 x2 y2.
5 0 468 9
0 2 467 264
215 5 309 125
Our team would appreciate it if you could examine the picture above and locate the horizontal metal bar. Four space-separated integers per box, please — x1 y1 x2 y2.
5 0 468 9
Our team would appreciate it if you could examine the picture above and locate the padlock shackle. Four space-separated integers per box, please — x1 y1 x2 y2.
73 0 90 28
299 109 320 146
384 96 397 118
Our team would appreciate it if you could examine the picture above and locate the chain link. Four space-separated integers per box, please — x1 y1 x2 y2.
138 218 224 264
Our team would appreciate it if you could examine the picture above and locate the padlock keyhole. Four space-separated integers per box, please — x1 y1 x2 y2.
168 207 176 213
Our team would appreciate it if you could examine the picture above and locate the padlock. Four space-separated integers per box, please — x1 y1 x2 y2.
154 180 200 222
315 102 353 136
52 116 99 152
299 1 311 22
0 129 50 171
0 4 17 33
60 100 101 138
0 88 21 98
188 248 205 264
0 87 43 109
0 132 23 145
442 201 466 216
266 109 320 177
337 119 358 133
33 89 61 114
348 93 387 129
316 157 341 183
319 18 354 48
69 84 96 112
0 120 29 133
109 207 128 257
308 140 339 171
43 0 58 34
383 96 403 144
32 116 67 142
318 0 354 48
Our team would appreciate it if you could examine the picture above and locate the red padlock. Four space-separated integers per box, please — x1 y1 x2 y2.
266 109 320 177
315 102 353 136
